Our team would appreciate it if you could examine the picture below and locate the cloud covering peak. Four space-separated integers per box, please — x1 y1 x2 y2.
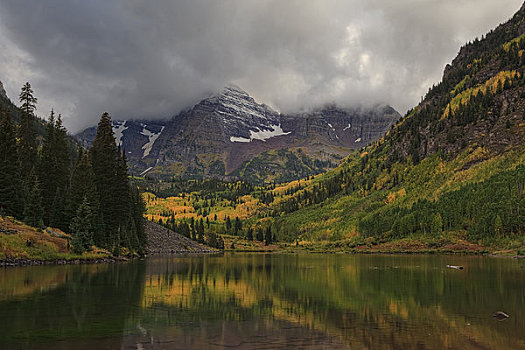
0 0 522 132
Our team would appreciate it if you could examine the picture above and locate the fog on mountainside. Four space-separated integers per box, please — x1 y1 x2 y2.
0 0 523 132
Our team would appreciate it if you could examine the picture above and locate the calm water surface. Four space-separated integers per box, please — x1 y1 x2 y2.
0 254 524 349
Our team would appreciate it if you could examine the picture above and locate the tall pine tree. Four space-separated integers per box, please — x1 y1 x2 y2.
265 226 273 245
54 114 71 192
38 111 72 227
18 82 38 183
91 112 120 248
129 184 146 253
70 197 95 254
90 112 142 252
70 149 102 243
0 107 23 217
38 110 57 224
114 146 132 249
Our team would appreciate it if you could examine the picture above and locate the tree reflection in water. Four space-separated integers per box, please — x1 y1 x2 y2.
0 254 524 349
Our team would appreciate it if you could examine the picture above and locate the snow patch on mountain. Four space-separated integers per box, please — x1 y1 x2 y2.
355 137 362 143
230 124 291 143
113 121 128 146
343 123 352 131
141 125 165 158
220 101 267 120
230 136 251 143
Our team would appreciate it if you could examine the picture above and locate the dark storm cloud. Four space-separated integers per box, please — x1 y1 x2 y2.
0 0 522 132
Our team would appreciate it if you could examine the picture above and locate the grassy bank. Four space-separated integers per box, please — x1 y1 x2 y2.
4 213 521 262
0 216 111 262
223 230 525 256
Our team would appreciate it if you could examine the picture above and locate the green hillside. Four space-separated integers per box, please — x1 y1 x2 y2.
230 147 339 184
264 5 525 250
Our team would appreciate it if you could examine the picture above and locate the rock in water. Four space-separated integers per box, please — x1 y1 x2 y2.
446 265 464 270
493 311 510 320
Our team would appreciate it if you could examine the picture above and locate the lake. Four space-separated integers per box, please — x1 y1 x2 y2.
0 254 524 349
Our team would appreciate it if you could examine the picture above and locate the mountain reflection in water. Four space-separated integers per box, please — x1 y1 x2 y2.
0 254 524 349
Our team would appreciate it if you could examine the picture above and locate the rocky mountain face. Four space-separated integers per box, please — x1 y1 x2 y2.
76 85 399 182
385 5 525 165
76 119 167 175
0 81 7 100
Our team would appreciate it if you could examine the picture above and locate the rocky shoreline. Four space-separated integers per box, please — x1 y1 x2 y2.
0 221 221 268
0 256 122 268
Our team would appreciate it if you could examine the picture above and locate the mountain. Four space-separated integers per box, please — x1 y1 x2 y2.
76 85 399 182
251 2 525 248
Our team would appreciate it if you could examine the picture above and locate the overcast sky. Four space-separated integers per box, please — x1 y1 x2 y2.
0 0 523 132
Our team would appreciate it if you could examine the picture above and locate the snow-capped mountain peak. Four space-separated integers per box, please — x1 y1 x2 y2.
76 84 399 180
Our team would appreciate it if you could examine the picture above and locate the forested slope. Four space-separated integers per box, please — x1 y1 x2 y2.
0 82 146 257
266 3 525 248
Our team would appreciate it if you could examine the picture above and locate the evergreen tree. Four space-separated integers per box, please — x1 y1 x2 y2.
234 216 242 235
23 172 44 228
256 228 264 242
53 114 71 191
190 217 196 240
217 236 225 250
70 150 98 213
265 226 273 245
0 108 23 217
246 228 253 241
38 110 56 211
49 187 66 229
91 112 116 242
70 150 102 243
89 113 144 253
19 82 37 116
114 147 132 249
130 185 146 253
206 231 218 248
197 218 205 243
430 212 443 236
225 216 232 232
70 197 95 254
90 112 124 248
18 82 38 182
494 215 503 237
38 110 71 225
178 222 191 238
